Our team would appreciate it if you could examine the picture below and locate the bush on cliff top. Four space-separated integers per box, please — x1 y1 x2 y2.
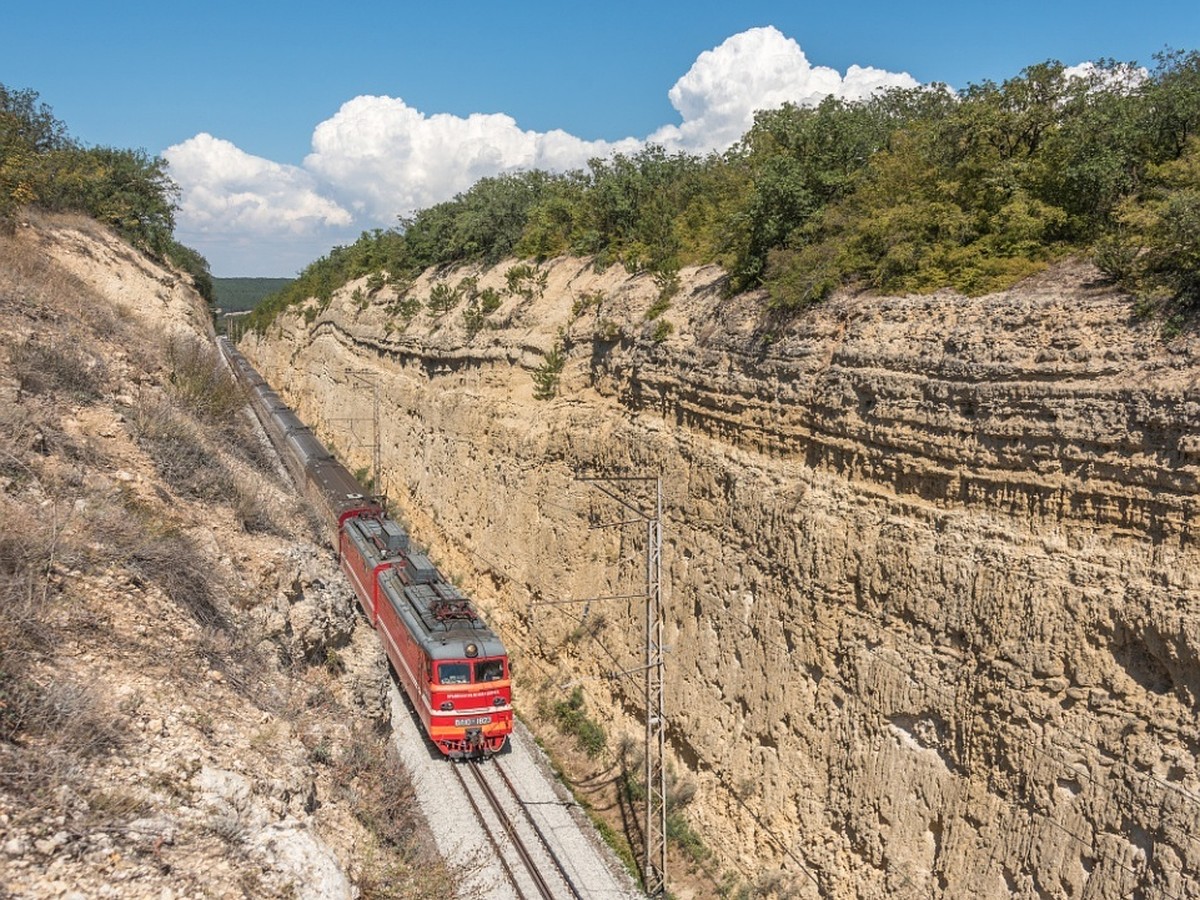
245 49 1200 333
0 83 212 302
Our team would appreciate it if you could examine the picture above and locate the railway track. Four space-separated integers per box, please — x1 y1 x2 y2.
452 757 585 900
389 689 641 900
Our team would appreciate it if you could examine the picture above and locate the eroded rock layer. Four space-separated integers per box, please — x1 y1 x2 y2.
245 257 1200 898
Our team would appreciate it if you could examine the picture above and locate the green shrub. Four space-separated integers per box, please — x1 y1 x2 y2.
546 686 606 757
532 342 565 400
427 281 461 314
463 286 503 338
644 295 671 321
386 295 422 325
365 271 387 294
505 263 547 299
571 290 605 319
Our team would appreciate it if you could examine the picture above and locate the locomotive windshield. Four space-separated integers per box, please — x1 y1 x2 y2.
438 663 470 684
437 660 504 683
476 659 504 682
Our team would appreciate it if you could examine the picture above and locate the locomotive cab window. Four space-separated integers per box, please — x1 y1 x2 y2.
438 663 470 684
476 659 504 682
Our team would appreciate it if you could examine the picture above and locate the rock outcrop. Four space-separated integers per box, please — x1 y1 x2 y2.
245 256 1200 898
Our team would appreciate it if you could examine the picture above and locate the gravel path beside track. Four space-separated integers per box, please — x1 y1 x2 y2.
389 688 642 899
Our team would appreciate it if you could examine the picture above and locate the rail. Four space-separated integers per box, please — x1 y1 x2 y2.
452 758 584 900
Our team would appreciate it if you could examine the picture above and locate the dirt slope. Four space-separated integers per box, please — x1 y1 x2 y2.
0 214 451 899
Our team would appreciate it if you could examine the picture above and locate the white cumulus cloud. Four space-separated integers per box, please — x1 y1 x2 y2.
1063 60 1148 92
650 26 919 153
164 27 920 275
303 96 641 220
164 133 352 234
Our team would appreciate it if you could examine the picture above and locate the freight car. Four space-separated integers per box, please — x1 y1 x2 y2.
218 338 512 757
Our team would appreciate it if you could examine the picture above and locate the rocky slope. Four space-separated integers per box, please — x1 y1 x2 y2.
244 256 1200 898
0 214 449 899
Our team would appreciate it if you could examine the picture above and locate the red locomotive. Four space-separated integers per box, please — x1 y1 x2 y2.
219 338 512 758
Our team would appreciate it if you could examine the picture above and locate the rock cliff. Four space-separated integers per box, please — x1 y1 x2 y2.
244 256 1200 898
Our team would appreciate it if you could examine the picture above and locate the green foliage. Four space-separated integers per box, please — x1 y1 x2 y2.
245 229 410 334
571 290 605 319
568 146 709 273
645 296 672 321
532 341 565 400
1107 134 1200 310
365 270 387 294
40 145 179 254
402 170 566 269
477 286 502 311
212 277 292 312
384 294 423 333
667 811 709 863
1 85 70 220
505 262 548 299
1 83 209 290
514 173 589 260
544 687 606 757
653 268 681 303
238 47 1200 328
426 281 461 314
462 285 503 337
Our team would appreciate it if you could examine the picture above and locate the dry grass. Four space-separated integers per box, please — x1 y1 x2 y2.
9 336 110 401
80 494 229 630
164 334 245 425
0 214 454 898
129 397 247 512
0 499 124 805
329 725 460 898
158 334 282 479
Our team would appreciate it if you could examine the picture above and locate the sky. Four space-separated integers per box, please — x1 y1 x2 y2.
5 1 1199 276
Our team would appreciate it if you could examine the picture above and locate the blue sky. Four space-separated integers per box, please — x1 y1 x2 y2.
6 1 1198 276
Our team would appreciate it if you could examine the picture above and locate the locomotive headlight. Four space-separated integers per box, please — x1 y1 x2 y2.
493 696 505 706
440 701 453 711
465 643 479 658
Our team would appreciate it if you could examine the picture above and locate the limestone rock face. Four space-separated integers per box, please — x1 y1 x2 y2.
246 258 1200 897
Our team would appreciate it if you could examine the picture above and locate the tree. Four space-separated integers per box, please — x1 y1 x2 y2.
0 85 73 221
1112 136 1200 307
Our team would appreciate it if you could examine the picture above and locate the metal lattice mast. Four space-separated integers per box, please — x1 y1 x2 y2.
645 477 667 898
578 473 667 896
343 369 382 499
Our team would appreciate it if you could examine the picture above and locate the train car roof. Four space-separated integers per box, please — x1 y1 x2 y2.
309 458 376 519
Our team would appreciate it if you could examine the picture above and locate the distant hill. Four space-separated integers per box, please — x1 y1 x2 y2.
213 277 293 312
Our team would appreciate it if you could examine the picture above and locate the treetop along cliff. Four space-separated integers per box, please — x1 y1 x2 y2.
0 83 212 303
247 50 1200 337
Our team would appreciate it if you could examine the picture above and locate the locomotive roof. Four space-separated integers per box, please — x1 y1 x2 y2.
378 568 505 661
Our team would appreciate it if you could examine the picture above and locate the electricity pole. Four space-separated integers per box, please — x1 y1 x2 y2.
579 474 667 897
342 369 382 499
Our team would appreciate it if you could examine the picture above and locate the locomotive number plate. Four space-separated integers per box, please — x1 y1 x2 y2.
455 716 492 727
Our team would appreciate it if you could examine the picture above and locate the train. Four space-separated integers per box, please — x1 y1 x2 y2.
217 337 513 758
